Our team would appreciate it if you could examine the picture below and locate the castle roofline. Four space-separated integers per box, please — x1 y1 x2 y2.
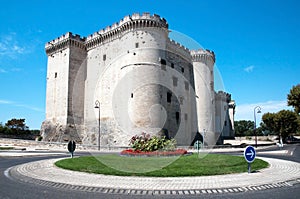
45 13 169 54
190 49 216 63
85 12 168 50
45 32 86 55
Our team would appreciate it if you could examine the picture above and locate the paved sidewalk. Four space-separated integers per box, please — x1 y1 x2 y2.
8 156 300 195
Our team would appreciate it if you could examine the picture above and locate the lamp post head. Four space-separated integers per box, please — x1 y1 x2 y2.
254 106 262 114
95 100 100 109
257 110 261 114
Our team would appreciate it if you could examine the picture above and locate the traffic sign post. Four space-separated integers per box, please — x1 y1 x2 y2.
244 145 256 173
194 140 202 154
68 141 76 158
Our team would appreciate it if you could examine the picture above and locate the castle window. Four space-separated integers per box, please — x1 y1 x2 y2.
54 72 57 78
103 54 106 61
135 42 139 48
185 81 189 90
176 112 180 124
171 63 174 68
131 93 133 98
181 67 184 73
172 76 178 87
167 92 172 103
160 58 166 65
224 121 227 126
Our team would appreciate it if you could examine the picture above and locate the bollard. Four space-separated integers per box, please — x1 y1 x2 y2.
68 141 76 158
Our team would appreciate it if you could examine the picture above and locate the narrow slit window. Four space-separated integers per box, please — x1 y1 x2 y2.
131 93 133 98
173 76 178 87
54 72 57 78
181 67 184 73
167 92 172 103
103 54 106 61
135 42 139 48
171 63 174 68
176 112 180 124
185 81 189 90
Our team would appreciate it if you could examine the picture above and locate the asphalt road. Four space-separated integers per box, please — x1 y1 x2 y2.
0 144 299 199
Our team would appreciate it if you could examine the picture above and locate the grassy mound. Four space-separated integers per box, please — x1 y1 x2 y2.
55 153 269 177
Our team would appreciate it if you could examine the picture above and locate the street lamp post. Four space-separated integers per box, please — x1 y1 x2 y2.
95 100 100 151
254 106 262 148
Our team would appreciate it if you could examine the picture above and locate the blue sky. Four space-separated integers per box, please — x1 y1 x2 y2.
0 0 299 129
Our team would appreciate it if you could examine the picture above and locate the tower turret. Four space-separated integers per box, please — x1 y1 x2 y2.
41 32 86 142
191 49 216 146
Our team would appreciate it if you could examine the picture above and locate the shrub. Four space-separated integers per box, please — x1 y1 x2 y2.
129 132 176 152
120 148 187 156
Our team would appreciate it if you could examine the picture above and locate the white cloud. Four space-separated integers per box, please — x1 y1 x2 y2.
0 99 43 112
0 68 7 73
235 100 292 124
11 68 22 72
0 32 28 58
244 65 254 73
0 99 13 104
0 67 23 73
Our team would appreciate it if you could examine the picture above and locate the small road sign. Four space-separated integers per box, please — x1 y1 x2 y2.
244 145 256 163
244 145 256 173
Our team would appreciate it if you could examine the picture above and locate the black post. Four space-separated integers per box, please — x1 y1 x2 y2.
248 163 251 173
95 100 100 151
68 141 76 158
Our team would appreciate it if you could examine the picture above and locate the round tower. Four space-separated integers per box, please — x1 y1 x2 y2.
191 49 216 147
84 13 172 145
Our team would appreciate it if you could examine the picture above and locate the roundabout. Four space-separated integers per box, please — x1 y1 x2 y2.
6 155 300 195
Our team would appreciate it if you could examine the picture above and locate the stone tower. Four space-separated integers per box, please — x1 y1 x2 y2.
41 13 234 147
42 33 86 142
191 49 216 146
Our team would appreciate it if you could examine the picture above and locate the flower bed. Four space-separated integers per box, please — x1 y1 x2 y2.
120 148 188 156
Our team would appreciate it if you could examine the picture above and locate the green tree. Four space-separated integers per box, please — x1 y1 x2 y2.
234 120 254 137
5 118 28 130
262 110 299 140
4 118 29 135
261 112 277 134
287 84 300 114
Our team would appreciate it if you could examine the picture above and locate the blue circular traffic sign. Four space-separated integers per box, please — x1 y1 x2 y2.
244 145 256 163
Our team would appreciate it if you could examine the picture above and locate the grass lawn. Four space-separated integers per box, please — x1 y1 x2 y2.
0 147 14 150
55 153 269 177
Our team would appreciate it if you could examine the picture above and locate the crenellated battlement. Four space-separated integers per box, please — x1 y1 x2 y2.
85 12 168 50
190 49 215 63
167 38 191 60
45 32 86 55
45 13 169 54
215 91 231 102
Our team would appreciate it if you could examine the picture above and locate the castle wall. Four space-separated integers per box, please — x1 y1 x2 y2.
215 92 235 141
45 48 70 125
42 13 234 147
83 25 170 145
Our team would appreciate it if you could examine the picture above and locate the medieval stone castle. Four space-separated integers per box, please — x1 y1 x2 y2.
41 13 235 147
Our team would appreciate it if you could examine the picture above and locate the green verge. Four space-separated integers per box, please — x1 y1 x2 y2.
55 153 269 177
0 147 14 150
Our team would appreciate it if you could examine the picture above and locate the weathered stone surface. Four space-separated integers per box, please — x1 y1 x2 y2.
42 13 235 146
